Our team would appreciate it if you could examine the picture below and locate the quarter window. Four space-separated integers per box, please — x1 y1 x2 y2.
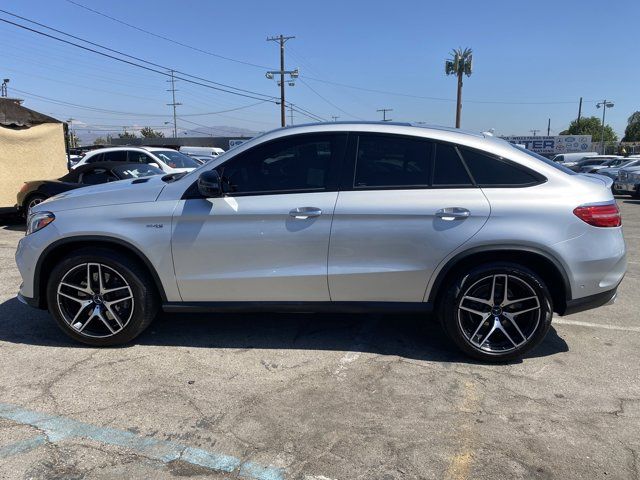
459 148 540 186
353 135 432 188
432 144 474 186
85 153 103 164
217 134 344 194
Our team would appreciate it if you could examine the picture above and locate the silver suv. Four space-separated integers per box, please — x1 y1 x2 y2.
16 123 626 361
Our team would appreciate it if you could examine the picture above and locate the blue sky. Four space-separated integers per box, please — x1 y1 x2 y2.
1 0 638 139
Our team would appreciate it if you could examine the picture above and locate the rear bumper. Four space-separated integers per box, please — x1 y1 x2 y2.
561 286 618 316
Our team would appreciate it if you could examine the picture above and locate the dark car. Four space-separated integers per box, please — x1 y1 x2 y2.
17 162 163 215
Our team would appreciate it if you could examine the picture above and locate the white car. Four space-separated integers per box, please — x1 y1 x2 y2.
71 147 200 174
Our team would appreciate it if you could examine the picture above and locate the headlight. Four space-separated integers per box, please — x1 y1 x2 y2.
629 173 640 182
26 211 55 235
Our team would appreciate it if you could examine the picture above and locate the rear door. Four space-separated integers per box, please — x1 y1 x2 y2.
171 133 347 302
328 134 490 302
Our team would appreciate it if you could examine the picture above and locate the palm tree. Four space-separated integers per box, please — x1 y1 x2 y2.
445 48 473 128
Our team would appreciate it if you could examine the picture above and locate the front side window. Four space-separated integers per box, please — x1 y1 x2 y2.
217 134 344 194
85 153 104 164
127 151 154 164
353 135 432 188
460 147 540 186
80 168 117 185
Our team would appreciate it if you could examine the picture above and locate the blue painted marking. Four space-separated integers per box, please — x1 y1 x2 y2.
0 435 47 459
0 402 285 480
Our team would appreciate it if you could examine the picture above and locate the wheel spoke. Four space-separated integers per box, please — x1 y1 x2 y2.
502 275 509 305
469 313 491 342
104 304 124 329
97 264 105 294
503 295 538 307
71 301 92 323
58 291 86 304
60 282 91 294
510 305 540 316
477 322 498 346
95 309 116 334
461 295 492 306
102 285 129 295
502 312 527 342
459 304 488 317
104 295 133 308
497 322 520 348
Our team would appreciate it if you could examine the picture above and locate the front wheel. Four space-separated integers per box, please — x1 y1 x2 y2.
439 262 553 362
46 248 158 346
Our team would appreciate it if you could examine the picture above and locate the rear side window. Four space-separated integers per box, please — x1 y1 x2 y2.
354 135 432 188
460 148 540 187
85 153 103 163
102 151 128 162
128 151 153 163
432 144 474 186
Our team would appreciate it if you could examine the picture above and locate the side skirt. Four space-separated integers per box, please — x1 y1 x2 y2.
162 301 434 314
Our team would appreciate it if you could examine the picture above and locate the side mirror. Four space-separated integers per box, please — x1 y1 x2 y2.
197 169 222 198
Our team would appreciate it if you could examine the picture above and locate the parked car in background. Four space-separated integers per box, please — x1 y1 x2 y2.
179 146 225 157
597 159 640 188
17 162 163 215
565 156 622 172
552 152 597 163
17 122 626 362
72 147 200 173
580 156 627 173
614 164 640 198
187 154 217 165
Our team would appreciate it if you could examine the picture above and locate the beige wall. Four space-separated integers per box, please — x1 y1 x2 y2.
0 123 68 208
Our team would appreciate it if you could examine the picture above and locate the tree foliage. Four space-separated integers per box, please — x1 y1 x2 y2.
140 127 165 138
560 116 617 143
93 134 112 145
622 111 640 142
118 131 138 139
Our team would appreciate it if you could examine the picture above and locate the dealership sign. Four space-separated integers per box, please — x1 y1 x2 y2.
500 135 592 154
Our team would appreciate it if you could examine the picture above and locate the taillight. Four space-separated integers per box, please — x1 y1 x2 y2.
573 203 621 228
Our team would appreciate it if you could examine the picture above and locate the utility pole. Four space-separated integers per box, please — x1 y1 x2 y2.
377 108 393 122
289 103 294 126
530 129 540 136
66 118 76 147
547 118 551 136
577 97 583 129
596 99 614 154
1 78 8 97
166 70 182 138
266 35 297 127
331 115 340 122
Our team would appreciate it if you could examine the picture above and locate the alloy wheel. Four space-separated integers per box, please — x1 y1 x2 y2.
56 263 134 338
457 274 541 354
27 197 44 212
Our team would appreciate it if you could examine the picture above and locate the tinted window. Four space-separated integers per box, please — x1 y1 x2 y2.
85 153 103 164
354 135 432 188
112 164 163 179
512 144 576 175
80 168 117 185
460 148 540 186
127 151 153 163
218 135 343 194
582 159 606 166
432 144 473 186
102 151 128 162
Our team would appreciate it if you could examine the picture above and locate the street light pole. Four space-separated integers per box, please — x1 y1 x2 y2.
596 100 614 154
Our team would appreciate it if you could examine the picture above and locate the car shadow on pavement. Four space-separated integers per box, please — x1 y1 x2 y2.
622 200 640 205
0 296 568 364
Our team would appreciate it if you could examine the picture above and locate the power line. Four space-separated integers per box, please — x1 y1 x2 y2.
0 10 277 102
63 0 272 70
298 77 362 120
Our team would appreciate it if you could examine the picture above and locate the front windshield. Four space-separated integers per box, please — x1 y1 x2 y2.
113 164 164 179
152 150 200 169
511 144 576 175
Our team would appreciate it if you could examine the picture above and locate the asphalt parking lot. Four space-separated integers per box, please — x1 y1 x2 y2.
0 199 639 480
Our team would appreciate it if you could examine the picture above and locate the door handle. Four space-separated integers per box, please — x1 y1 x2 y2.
435 207 470 221
289 207 322 219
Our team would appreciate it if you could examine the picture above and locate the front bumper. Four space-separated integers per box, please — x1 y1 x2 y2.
614 182 640 195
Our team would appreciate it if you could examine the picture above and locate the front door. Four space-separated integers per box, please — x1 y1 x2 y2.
171 133 347 302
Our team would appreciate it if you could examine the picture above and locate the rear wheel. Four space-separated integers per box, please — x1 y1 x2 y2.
46 248 158 346
439 262 553 362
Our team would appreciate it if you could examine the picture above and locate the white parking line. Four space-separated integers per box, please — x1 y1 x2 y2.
333 319 378 380
554 318 640 333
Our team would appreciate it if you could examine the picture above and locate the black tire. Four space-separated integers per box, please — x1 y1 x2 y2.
22 194 48 218
439 262 552 362
46 247 158 346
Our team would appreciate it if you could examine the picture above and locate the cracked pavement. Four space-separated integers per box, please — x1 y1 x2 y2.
0 198 639 479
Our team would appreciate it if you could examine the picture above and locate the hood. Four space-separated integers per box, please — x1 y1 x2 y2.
33 175 168 213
